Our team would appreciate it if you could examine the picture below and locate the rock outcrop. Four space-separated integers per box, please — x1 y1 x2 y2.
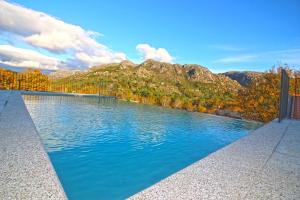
223 71 262 86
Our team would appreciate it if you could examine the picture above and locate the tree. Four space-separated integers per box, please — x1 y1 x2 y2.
239 72 280 122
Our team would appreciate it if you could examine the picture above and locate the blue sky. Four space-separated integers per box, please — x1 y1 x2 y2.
0 0 300 72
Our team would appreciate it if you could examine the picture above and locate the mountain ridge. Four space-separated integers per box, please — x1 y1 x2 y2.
50 59 259 87
50 59 244 116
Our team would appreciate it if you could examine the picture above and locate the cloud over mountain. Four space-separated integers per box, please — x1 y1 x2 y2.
0 45 61 70
136 44 173 63
0 0 126 69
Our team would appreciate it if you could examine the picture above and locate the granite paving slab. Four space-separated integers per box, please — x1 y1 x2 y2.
0 91 67 200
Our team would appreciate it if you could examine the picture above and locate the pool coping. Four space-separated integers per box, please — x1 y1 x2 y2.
0 90 67 199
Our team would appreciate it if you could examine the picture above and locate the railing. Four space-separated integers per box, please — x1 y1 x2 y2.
278 69 289 122
0 70 116 97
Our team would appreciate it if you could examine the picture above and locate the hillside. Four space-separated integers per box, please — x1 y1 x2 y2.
51 60 242 113
49 70 84 79
51 59 241 90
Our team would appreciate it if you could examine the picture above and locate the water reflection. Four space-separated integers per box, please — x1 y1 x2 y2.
23 95 119 152
23 94 262 152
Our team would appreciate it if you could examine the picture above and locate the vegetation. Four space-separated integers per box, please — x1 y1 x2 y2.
236 72 280 122
0 68 49 91
0 60 297 123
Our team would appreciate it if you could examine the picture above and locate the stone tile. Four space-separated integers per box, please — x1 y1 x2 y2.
245 167 300 200
276 132 300 159
287 172 300 197
245 179 300 200
0 91 67 200
204 147 268 171
288 120 300 131
268 152 300 175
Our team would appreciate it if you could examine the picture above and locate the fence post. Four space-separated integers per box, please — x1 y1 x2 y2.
278 69 289 122
18 80 21 90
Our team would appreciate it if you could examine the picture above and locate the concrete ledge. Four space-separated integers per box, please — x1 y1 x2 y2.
0 90 67 199
130 119 300 199
20 90 117 99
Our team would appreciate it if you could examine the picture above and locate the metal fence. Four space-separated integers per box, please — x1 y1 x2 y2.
278 69 289 122
0 70 116 97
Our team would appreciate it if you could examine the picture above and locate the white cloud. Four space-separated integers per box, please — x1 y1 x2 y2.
136 44 173 63
0 0 126 68
214 49 300 65
0 45 61 70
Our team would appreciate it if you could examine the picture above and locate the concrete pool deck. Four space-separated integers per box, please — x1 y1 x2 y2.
0 90 67 199
1 90 299 199
130 119 300 199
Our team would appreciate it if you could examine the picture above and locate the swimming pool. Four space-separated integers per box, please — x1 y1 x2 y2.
23 94 261 200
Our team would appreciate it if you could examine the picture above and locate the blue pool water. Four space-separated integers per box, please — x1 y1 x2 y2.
23 95 261 200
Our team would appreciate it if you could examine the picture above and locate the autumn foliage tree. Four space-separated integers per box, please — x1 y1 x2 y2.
0 68 49 91
238 70 281 122
0 68 18 89
21 69 50 91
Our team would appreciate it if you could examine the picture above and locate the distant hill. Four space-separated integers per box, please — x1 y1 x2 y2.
50 59 242 115
51 59 241 91
48 70 83 79
51 59 241 87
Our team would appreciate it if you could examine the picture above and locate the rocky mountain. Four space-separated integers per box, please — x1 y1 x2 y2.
223 71 262 86
48 69 83 79
51 59 241 89
50 59 243 114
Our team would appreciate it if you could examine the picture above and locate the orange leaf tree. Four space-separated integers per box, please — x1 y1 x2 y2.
239 72 281 122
